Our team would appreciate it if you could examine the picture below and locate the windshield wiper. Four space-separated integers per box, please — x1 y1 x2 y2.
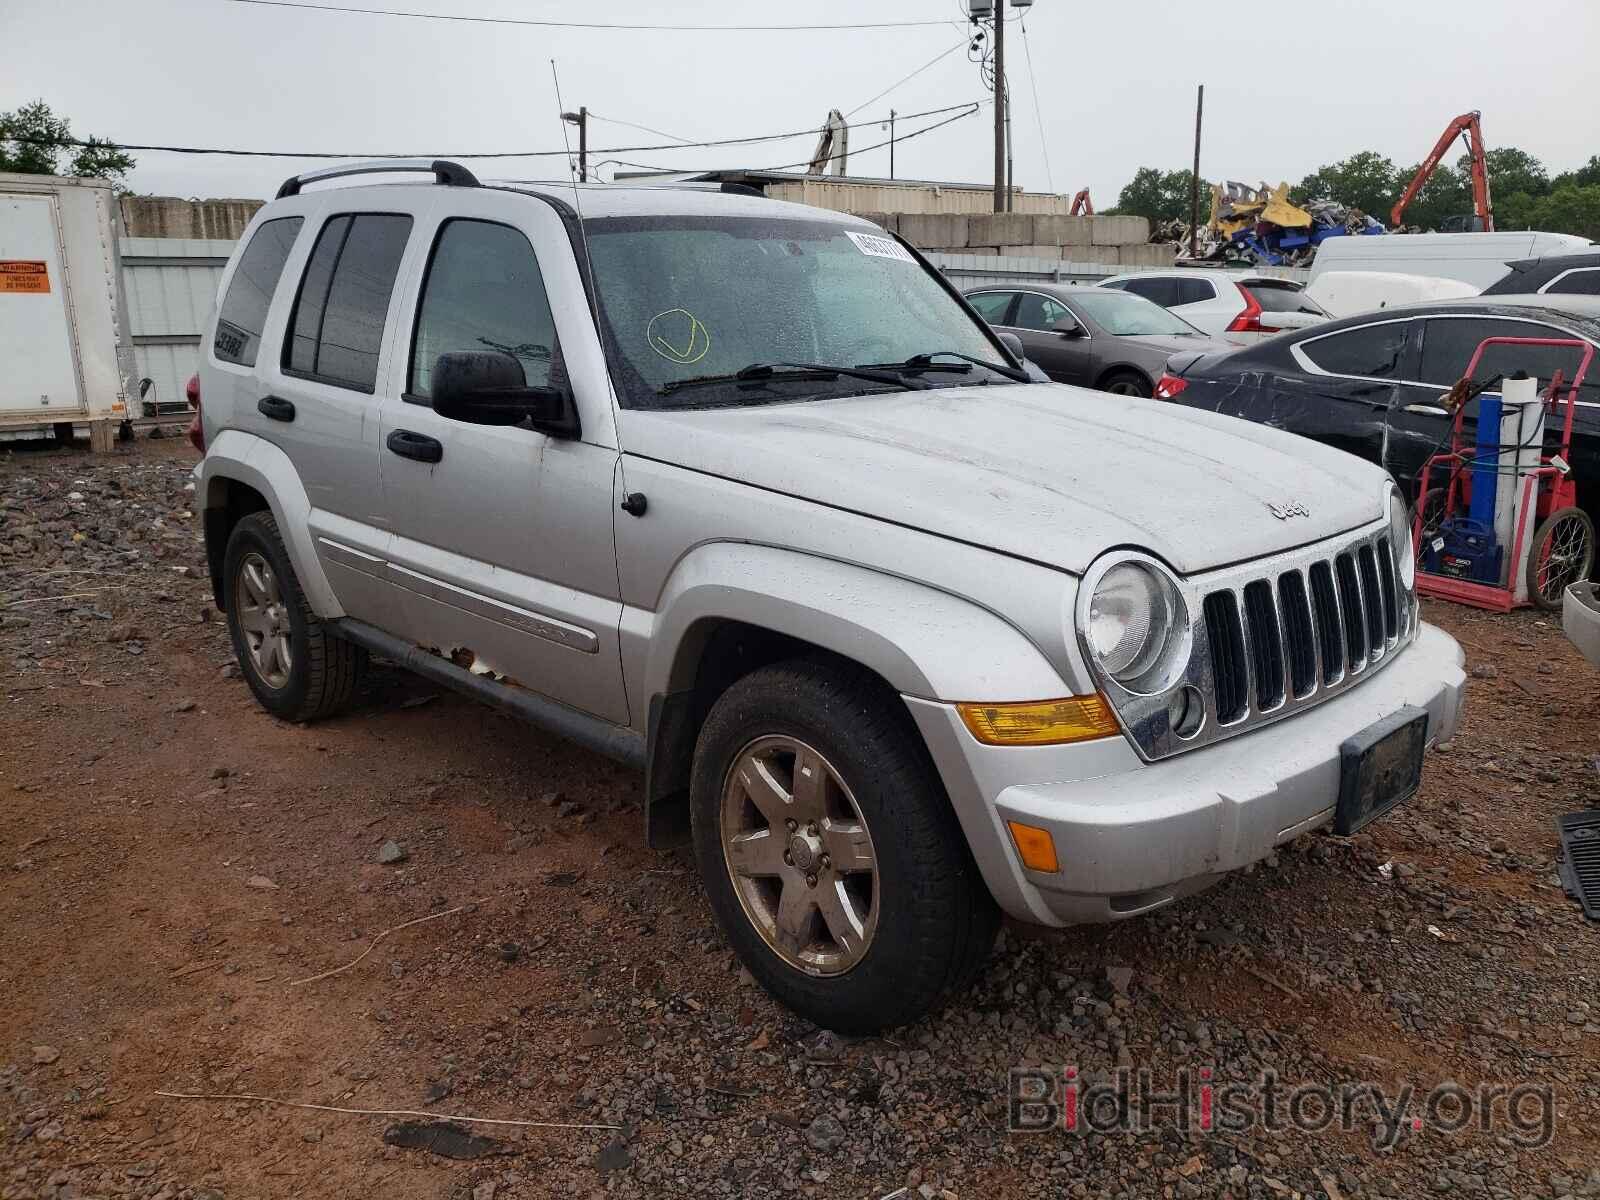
659 361 924 396
863 351 1030 383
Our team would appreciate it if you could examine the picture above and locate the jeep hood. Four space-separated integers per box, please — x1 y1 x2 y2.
616 383 1385 576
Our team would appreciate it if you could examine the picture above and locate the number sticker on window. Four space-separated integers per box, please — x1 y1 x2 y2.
845 230 915 264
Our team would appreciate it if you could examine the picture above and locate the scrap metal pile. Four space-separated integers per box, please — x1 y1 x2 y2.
1153 181 1387 266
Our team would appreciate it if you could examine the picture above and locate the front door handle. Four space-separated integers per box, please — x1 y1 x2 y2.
257 395 295 422
386 429 443 464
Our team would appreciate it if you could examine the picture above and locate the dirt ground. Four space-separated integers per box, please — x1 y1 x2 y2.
3 435 1599 1200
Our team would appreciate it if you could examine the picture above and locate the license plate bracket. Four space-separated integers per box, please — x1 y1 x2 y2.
1334 706 1428 836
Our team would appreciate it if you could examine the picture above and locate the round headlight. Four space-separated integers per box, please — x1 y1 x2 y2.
1388 487 1416 589
1084 560 1188 692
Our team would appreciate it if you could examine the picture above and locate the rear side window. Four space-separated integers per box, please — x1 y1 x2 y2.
1301 323 1410 378
409 219 561 400
213 217 302 366
1244 281 1324 315
1120 277 1183 308
1176 278 1214 305
284 213 413 393
1014 292 1072 331
1544 268 1600 296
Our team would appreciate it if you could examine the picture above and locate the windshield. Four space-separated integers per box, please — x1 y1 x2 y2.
583 215 1011 408
1067 288 1205 336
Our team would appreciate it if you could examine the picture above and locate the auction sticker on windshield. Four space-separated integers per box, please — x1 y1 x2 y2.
846 230 916 264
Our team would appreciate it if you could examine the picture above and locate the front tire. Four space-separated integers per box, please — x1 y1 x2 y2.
223 511 366 721
1101 370 1152 398
689 658 998 1033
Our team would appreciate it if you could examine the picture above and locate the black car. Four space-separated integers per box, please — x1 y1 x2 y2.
1158 297 1600 520
1482 252 1600 297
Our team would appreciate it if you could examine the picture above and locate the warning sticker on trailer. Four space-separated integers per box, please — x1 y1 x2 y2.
0 261 50 293
845 230 916 264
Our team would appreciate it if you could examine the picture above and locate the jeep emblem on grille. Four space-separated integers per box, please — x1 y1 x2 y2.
1267 500 1310 520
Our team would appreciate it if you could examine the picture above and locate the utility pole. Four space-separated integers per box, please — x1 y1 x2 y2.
1005 89 1014 211
1188 85 1203 259
562 106 588 182
992 0 1005 212
889 109 896 180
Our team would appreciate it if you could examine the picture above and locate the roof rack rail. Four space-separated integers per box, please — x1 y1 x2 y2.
275 158 480 200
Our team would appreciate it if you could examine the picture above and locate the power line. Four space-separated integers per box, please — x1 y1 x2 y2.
586 113 694 145
760 104 983 173
0 102 989 163
1019 13 1053 193
223 0 961 32
845 38 968 118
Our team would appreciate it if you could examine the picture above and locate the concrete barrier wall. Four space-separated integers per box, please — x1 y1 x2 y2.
120 196 264 240
856 211 1167 266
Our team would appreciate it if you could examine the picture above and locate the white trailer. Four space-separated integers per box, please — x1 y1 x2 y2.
0 172 137 450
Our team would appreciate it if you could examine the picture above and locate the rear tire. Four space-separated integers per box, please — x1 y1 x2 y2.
1527 506 1595 611
1101 370 1152 398
689 657 999 1033
223 511 366 721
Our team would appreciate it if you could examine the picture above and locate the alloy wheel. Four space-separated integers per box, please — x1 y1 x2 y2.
235 551 293 688
719 735 879 976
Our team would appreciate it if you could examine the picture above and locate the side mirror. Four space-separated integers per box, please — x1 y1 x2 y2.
996 331 1026 362
430 351 579 438
1051 315 1085 338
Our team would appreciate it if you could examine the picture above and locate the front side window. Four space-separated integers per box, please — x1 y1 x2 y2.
1300 323 1410 379
410 220 560 399
966 291 1015 324
1069 289 1205 337
213 216 302 366
283 213 413 392
583 215 1012 408
1014 293 1072 332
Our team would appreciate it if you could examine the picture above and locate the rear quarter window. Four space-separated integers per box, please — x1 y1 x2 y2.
212 217 303 366
1543 268 1600 296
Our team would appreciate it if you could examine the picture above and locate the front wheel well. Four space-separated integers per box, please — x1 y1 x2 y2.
1095 364 1152 391
644 620 906 849
203 477 270 608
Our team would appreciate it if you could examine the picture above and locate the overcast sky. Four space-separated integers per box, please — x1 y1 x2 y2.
3 0 1596 205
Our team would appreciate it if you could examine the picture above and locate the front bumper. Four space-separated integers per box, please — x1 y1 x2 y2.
906 621 1466 926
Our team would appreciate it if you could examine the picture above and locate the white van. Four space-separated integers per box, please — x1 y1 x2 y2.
1309 231 1592 291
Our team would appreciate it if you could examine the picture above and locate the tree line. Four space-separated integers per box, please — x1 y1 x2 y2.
1112 149 1600 240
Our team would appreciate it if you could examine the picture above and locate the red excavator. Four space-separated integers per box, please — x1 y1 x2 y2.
1070 188 1093 216
1391 110 1493 232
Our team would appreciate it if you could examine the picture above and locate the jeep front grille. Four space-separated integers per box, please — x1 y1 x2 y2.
1200 532 1409 732
1093 522 1417 762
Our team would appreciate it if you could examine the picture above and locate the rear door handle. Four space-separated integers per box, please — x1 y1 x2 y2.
257 395 295 422
386 429 443 464
1403 404 1449 417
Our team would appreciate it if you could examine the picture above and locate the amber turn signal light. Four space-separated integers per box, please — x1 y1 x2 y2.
1007 821 1060 873
956 694 1120 746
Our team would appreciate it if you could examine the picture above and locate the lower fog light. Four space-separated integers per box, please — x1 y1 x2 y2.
1166 684 1204 739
